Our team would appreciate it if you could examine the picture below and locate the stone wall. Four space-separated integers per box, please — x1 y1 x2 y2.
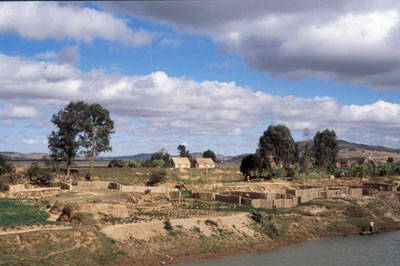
77 181 111 189
8 184 25 193
215 194 241 205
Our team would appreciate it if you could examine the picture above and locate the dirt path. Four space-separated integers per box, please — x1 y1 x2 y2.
0 226 72 236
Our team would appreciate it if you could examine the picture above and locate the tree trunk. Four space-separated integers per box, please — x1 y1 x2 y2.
67 159 71 177
90 144 95 175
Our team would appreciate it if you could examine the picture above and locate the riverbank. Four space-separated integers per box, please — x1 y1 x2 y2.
113 192 400 265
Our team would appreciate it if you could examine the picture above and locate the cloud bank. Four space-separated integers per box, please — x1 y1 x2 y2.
0 2 151 46
0 53 400 148
102 0 400 90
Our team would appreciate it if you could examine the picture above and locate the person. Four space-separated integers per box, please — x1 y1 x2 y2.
369 221 375 233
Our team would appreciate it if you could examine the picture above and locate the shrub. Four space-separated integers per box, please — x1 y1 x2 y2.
27 163 53 187
251 211 263 223
205 219 218 226
146 170 167 186
85 172 91 181
164 219 173 231
108 159 125 168
0 155 14 175
127 160 143 168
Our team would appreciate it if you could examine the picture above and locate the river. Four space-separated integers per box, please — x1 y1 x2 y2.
177 231 400 266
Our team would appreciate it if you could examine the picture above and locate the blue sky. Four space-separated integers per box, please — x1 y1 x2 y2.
1 1 400 156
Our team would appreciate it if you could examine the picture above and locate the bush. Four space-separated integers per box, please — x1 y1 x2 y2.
0 155 14 175
127 160 143 168
164 219 173 231
27 163 53 187
108 159 125 168
146 170 167 186
85 172 91 181
205 219 218 226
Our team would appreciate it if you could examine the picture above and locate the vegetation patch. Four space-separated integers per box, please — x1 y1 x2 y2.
0 199 55 228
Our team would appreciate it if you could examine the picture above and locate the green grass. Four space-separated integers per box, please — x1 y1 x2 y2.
0 199 56 228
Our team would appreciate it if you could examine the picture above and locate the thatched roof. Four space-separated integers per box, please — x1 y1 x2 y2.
170 157 191 165
194 158 215 165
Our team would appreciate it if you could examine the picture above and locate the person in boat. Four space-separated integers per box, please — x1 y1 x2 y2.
369 221 375 233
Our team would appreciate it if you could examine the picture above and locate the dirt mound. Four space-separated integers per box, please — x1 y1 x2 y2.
78 203 129 219
102 213 254 241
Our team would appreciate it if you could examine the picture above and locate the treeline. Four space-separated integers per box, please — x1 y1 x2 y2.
108 146 218 168
240 125 338 180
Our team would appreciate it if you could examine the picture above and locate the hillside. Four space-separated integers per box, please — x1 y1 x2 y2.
297 139 400 162
0 152 48 161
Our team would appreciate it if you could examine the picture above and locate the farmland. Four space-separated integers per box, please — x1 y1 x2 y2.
0 198 55 228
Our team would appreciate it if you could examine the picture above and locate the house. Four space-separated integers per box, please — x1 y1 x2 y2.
191 158 215 168
169 157 191 169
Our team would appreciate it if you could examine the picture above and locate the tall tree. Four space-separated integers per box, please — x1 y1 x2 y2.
81 103 115 174
258 125 296 167
203 149 217 162
177 144 192 162
240 153 262 178
48 101 88 177
313 129 338 170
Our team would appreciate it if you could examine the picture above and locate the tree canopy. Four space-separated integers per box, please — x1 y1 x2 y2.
203 149 217 162
80 103 114 174
48 101 88 176
177 144 192 162
258 125 296 167
240 153 262 178
313 129 338 170
48 101 114 176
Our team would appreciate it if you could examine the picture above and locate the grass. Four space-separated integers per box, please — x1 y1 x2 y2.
0 198 57 228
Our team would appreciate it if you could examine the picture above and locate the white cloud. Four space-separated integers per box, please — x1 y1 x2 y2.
22 138 47 145
0 104 41 120
0 53 400 147
102 1 400 90
0 2 152 47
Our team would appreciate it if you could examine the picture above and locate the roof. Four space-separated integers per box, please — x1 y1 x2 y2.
170 157 191 165
194 158 215 165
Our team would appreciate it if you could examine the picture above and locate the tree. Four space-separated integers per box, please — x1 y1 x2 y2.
48 101 88 177
0 155 14 175
300 143 313 173
240 154 262 178
258 125 296 167
313 129 338 170
81 103 115 174
203 149 217 162
177 144 192 162
151 148 170 167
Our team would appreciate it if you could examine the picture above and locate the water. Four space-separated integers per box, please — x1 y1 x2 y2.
177 231 400 266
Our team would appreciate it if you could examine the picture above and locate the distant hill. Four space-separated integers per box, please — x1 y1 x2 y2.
0 151 48 161
101 153 152 161
3 139 400 163
297 139 400 162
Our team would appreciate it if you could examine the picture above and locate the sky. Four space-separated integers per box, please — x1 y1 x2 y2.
1 1 400 156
